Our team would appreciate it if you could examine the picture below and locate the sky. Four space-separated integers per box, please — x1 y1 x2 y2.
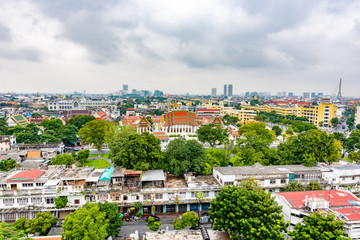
0 0 359 96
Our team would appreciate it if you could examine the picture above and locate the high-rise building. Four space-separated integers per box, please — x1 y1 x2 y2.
311 92 316 98
224 84 227 97
153 90 164 96
288 92 294 97
123 85 128 92
318 92 323 97
245 92 250 98
303 92 310 99
228 84 233 97
211 88 217 96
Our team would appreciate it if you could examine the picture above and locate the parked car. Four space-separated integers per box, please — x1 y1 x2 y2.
146 215 160 222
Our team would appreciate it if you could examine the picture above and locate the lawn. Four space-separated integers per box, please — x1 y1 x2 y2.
88 153 109 158
78 159 111 169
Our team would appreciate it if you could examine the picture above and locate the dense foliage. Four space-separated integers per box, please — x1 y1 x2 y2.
30 211 57 236
147 216 162 231
197 124 229 147
165 138 206 176
288 212 350 240
79 120 116 152
55 196 68 209
109 131 163 170
209 184 288 240
0 221 31 240
230 122 277 166
51 154 74 166
62 203 109 240
277 129 342 166
203 148 229 175
97 201 123 237
173 211 199 229
0 159 18 171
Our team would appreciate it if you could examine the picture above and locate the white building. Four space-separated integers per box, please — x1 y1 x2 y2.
48 99 117 111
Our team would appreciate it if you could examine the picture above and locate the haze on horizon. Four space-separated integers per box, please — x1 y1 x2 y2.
0 0 359 96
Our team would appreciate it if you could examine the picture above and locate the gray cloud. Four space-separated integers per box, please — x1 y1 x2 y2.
0 47 42 61
0 22 12 41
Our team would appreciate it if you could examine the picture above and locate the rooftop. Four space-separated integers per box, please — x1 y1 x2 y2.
214 163 320 176
334 207 360 221
275 190 360 209
165 177 188 189
141 170 165 182
7 169 45 182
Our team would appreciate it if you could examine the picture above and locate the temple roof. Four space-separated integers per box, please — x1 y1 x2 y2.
163 110 198 127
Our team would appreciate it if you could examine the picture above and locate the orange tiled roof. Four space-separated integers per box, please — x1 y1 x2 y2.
27 151 41 158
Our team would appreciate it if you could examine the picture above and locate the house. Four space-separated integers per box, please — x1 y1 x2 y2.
213 163 322 192
0 135 16 151
6 115 30 127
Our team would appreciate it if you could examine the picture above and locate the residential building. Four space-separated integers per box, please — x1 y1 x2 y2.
228 84 233 97
213 163 322 192
197 109 220 116
211 88 217 96
223 85 227 97
355 106 360 127
0 135 16 151
220 108 257 124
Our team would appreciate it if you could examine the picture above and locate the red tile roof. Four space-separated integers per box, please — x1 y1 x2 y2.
334 207 360 221
7 169 45 181
276 190 359 209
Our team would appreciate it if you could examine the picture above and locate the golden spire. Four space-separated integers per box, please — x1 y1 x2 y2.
173 99 179 108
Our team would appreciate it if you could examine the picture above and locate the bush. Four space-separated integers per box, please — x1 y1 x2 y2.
55 196 68 209
147 216 162 231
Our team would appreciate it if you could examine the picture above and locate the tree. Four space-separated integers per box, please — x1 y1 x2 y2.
277 129 342 166
0 159 18 171
319 121 324 127
55 196 68 209
231 122 276 166
203 148 228 175
76 149 90 165
283 181 305 192
197 124 229 147
109 132 163 170
31 211 57 236
60 124 78 145
67 115 95 130
98 201 123 237
62 203 109 240
272 125 282 136
13 217 32 236
173 211 199 229
13 123 40 144
165 138 206 176
331 117 339 127
0 222 31 240
288 212 350 240
209 185 288 240
51 154 74 166
239 177 262 191
286 127 294 135
79 120 116 153
195 192 207 220
305 181 322 191
147 217 162 231
344 129 360 154
357 124 360 130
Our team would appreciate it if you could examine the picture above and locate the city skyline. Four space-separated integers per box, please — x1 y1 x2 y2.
0 1 359 96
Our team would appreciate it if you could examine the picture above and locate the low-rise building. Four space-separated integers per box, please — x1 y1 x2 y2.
213 163 322 192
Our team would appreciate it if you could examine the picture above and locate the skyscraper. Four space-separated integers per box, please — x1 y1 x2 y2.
211 88 217 96
123 85 128 93
224 84 227 97
228 84 233 97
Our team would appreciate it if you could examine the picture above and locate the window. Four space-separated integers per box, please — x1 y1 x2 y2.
23 183 33 188
270 179 276 184
224 182 233 185
18 198 28 205
131 195 138 201
46 197 55 204
0 184 7 189
204 191 209 197
180 192 186 199
155 193 163 200
191 192 196 198
3 198 14 206
4 213 15 221
168 193 175 200
74 199 80 204
123 195 128 201
36 183 44 187
115 196 120 201
281 179 286 184
143 194 151 200
31 197 42 204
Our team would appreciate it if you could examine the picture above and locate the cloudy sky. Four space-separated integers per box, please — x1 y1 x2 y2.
0 0 359 96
